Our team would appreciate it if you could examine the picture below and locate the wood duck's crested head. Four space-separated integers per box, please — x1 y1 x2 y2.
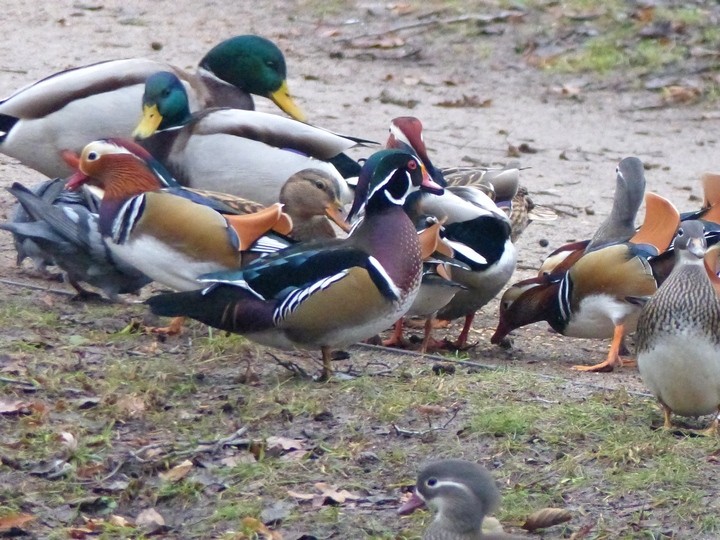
199 35 305 122
387 116 445 185
133 71 192 138
347 149 443 221
66 138 175 198
491 274 562 343
399 459 501 535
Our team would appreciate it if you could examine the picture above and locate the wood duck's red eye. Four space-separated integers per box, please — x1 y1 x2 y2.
407 160 417 170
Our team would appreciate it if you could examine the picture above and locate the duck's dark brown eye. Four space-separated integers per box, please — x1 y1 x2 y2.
426 477 437 487
87 151 99 161
407 160 418 170
677 228 684 237
315 181 325 190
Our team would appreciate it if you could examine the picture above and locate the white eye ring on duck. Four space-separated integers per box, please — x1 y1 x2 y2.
87 151 99 161
677 228 684 237
426 477 438 487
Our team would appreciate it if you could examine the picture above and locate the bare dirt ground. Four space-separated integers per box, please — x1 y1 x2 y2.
2 2 720 539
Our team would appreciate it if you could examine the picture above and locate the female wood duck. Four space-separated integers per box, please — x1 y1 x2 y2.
64 138 295 331
492 193 680 372
132 71 366 205
0 35 305 179
539 156 647 275
146 149 444 380
398 459 525 539
636 221 720 434
1 179 151 301
386 116 517 349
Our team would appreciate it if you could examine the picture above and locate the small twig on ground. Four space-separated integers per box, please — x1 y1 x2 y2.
0 376 39 390
267 351 312 379
342 12 522 41
392 408 460 438
0 278 76 297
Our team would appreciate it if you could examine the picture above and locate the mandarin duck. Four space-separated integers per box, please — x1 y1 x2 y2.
399 459 526 540
386 116 517 349
65 138 293 332
1 180 151 301
539 156 647 275
146 149 444 380
492 192 681 372
132 71 369 205
0 35 305 179
635 221 720 434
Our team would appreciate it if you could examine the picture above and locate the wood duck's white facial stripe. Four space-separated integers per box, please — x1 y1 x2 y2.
273 270 349 325
384 171 412 206
558 273 572 322
111 194 146 244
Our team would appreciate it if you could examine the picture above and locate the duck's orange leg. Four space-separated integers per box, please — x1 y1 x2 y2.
453 313 475 350
572 324 636 372
382 318 407 348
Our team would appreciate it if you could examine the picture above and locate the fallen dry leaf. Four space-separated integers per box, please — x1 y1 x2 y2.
241 517 283 539
108 515 133 527
116 395 146 417
349 36 406 49
59 431 78 452
159 459 193 482
416 405 448 416
662 85 701 105
287 489 316 501
522 507 572 531
314 482 362 504
0 399 27 415
136 508 165 528
0 513 34 531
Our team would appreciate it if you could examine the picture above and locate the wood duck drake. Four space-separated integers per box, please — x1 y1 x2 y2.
386 116 517 349
492 193 680 372
132 71 368 205
539 156 647 275
64 138 294 331
398 459 525 539
1 179 151 301
0 35 305 179
636 221 720 434
146 149 444 380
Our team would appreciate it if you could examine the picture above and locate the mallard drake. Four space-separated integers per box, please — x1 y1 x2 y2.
1 179 151 301
65 138 294 331
0 35 305 178
636 221 720 433
399 459 525 539
386 116 517 349
132 71 367 205
492 192 680 372
146 149 444 380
